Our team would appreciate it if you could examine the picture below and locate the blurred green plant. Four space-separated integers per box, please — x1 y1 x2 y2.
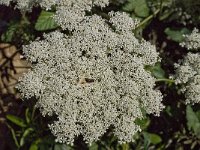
186 106 200 138
6 107 74 150
170 106 200 149
5 107 164 150
1 13 34 45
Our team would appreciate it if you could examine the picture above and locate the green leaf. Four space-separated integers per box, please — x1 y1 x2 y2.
146 63 165 79
143 132 162 144
20 128 34 146
122 143 129 150
165 106 173 117
122 0 149 17
35 11 58 31
54 144 72 150
134 0 149 17
186 105 200 136
196 110 200 121
151 64 165 79
164 27 190 42
29 139 42 150
25 108 31 124
6 114 27 128
6 124 20 148
29 144 38 150
186 105 199 130
122 0 136 12
1 22 19 42
191 141 197 149
89 143 98 150
37 137 56 150
183 139 193 144
135 117 150 130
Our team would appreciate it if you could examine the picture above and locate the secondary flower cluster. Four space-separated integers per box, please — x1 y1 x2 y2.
16 9 164 145
174 28 200 104
180 28 200 50
0 0 109 11
0 0 51 10
54 0 109 30
0 0 12 6
0 0 109 30
174 53 200 104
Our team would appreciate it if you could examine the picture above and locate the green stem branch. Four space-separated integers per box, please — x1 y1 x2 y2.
156 78 175 83
135 9 160 29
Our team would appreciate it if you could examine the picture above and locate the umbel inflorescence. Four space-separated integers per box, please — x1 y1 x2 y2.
174 53 200 104
0 0 109 12
174 28 200 104
180 28 200 50
14 0 164 145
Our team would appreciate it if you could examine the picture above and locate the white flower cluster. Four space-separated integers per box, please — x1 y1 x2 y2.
180 28 200 50
0 0 109 11
54 0 109 30
16 10 164 144
173 7 192 25
0 0 110 33
0 0 54 10
0 0 12 6
174 53 200 104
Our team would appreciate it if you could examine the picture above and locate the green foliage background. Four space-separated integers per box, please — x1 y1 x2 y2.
0 0 200 150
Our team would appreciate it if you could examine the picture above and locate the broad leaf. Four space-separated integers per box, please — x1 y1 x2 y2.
143 132 162 144
135 117 150 130
29 144 38 150
122 0 136 12
29 139 42 150
1 22 18 42
164 27 190 42
123 0 149 17
134 0 149 17
35 11 58 31
186 105 200 136
89 143 98 150
54 144 72 150
146 63 165 79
